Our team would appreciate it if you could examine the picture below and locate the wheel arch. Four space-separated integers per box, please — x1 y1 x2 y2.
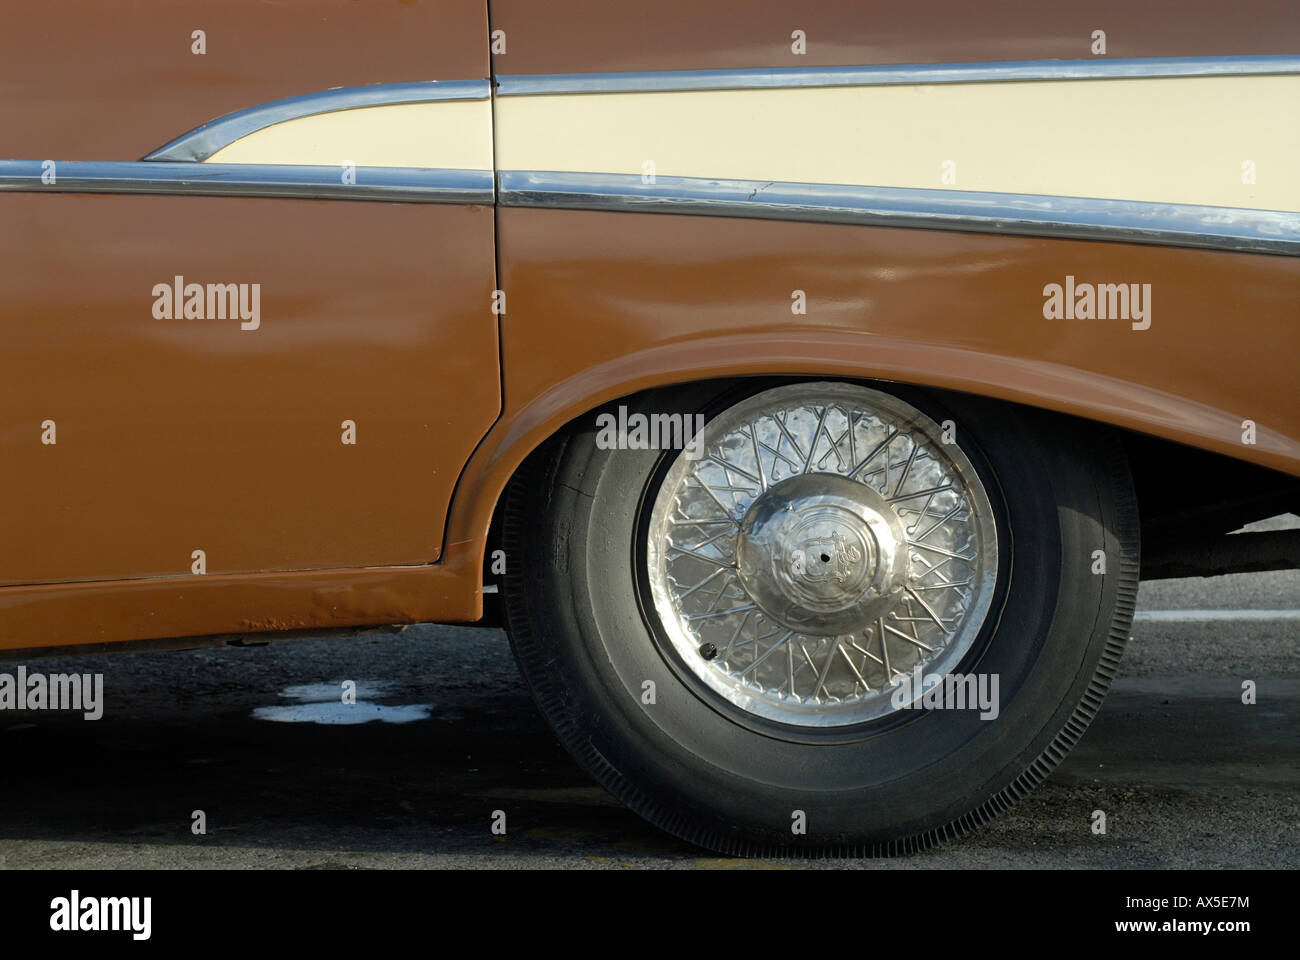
450 332 1300 614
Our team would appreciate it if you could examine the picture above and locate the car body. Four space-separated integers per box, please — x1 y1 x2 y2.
2 1 1297 853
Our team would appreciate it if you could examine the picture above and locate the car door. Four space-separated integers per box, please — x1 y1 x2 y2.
0 0 499 586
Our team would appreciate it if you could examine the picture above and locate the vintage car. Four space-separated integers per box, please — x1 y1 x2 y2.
1 1 1297 856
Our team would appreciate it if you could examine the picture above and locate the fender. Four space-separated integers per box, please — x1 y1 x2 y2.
441 207 1300 576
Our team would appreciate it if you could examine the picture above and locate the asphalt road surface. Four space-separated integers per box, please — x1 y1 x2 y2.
2 527 1296 869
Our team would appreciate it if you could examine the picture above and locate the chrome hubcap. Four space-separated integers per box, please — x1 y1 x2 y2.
735 473 908 637
644 382 999 728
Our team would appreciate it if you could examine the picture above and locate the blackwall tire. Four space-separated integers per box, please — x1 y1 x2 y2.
502 380 1139 856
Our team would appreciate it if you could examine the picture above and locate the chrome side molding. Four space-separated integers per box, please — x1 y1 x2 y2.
4 161 1296 255
143 80 491 163
0 161 494 204
496 55 1300 96
498 172 1300 256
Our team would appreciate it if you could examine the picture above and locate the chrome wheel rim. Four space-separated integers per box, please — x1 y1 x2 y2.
644 382 999 727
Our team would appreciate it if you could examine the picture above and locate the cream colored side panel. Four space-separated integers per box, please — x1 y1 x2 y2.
496 76 1300 211
206 100 493 169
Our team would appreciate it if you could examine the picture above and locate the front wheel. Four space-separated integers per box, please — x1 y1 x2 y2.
502 380 1138 855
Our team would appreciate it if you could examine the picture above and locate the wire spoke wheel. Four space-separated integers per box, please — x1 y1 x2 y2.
504 378 1138 854
645 383 998 727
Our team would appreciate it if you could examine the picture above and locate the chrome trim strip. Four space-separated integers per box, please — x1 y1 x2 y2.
0 161 494 204
498 172 1300 256
4 161 1295 253
496 55 1300 96
143 80 491 163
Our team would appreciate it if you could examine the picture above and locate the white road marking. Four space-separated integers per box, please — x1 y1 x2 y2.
1135 609 1300 622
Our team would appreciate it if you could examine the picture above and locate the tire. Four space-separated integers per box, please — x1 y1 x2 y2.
502 379 1138 856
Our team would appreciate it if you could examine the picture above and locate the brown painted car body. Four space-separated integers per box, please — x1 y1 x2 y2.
0 0 1296 651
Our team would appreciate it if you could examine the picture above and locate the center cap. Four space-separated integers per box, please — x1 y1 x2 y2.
735 473 908 636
